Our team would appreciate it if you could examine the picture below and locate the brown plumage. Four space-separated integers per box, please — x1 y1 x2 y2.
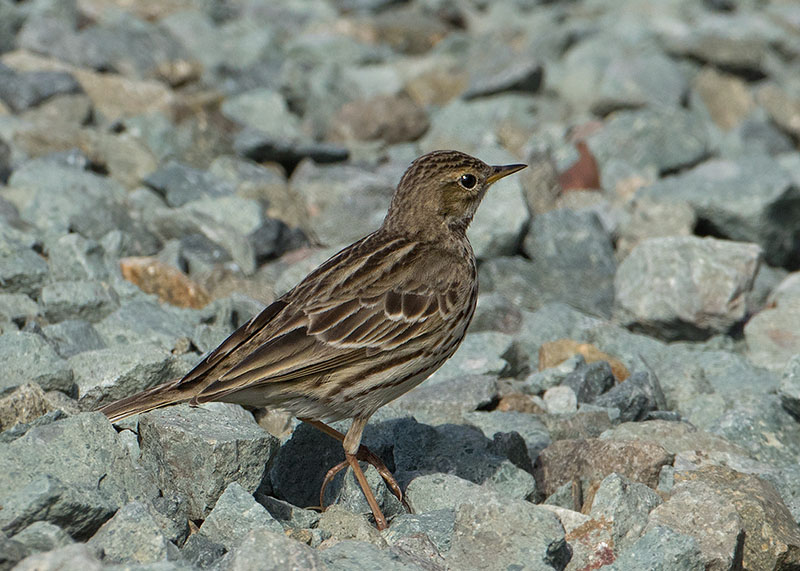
99 150 526 529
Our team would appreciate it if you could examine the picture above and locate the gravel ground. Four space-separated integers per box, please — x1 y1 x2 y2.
1 0 800 569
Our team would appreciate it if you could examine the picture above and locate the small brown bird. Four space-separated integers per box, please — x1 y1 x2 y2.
100 150 526 529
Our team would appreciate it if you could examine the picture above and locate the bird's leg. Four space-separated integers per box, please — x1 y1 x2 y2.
300 417 409 511
342 416 388 530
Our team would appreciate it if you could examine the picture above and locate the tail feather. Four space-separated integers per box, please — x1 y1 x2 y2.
99 380 192 423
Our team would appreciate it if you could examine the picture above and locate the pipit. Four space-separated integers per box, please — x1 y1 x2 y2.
100 150 526 529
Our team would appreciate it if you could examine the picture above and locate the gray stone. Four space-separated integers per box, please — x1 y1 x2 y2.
745 304 800 372
317 505 387 547
45 233 111 282
462 410 551 463
218 528 325 571
68 342 187 410
393 420 535 500
405 473 503 514
258 496 320 530
86 501 176 564
234 128 348 170
543 386 578 415
0 533 29 570
319 539 420 571
95 300 196 351
144 161 236 208
10 160 134 241
638 154 800 267
520 208 617 317
658 466 800 570
446 494 568 571
561 360 616 405
614 237 761 340
606 526 704 571
589 473 662 552
0 331 73 396
326 463 404 524
470 293 523 335
587 108 709 176
617 197 696 258
198 482 283 550
11 544 103 571
384 374 496 427
10 521 73 555
41 319 106 358
0 63 81 113
0 412 156 539
0 294 39 326
138 405 279 520
383 510 455 554
707 394 800 469
779 355 800 420
425 331 513 385
40 280 119 323
593 371 666 423
0 247 49 297
464 58 543 100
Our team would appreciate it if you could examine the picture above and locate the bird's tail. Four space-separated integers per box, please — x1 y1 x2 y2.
98 380 193 423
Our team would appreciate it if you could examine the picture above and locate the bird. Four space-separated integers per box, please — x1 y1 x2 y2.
99 150 527 530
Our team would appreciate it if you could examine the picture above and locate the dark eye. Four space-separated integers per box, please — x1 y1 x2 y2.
459 173 477 189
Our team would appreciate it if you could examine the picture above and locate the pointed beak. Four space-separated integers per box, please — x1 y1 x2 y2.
487 163 527 184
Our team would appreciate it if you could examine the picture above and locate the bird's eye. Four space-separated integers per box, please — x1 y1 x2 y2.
459 173 477 189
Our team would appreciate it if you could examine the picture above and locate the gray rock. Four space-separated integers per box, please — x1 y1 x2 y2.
258 496 320 530
393 420 536 500
248 217 307 264
638 155 800 267
10 522 73 554
593 370 666 423
0 63 81 113
744 304 800 372
543 386 578 415
316 505 387 548
0 412 156 539
319 539 420 571
405 473 508 514
520 208 616 317
0 293 39 326
86 501 176 564
462 410 551 463
779 355 800 420
0 331 73 396
327 463 404 523
218 528 325 571
68 342 187 410
144 161 236 208
138 405 279 520
425 331 513 385
707 394 800 469
470 293 523 335
383 510 455 554
11 544 103 571
446 495 568 571
464 58 543 100
0 247 49 297
657 466 800 570
384 374 496 426
234 128 348 170
10 160 134 241
0 533 29 570
45 234 111 282
614 236 761 340
560 360 616 405
198 482 283 550
95 300 196 351
606 526 704 571
589 473 662 553
40 280 119 323
587 108 710 175
41 319 107 358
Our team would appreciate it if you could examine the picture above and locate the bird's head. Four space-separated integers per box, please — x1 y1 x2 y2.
384 150 527 234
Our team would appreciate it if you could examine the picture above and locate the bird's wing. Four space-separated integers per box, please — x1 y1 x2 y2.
181 234 468 402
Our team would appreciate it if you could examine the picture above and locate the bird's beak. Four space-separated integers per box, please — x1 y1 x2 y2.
487 163 527 184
